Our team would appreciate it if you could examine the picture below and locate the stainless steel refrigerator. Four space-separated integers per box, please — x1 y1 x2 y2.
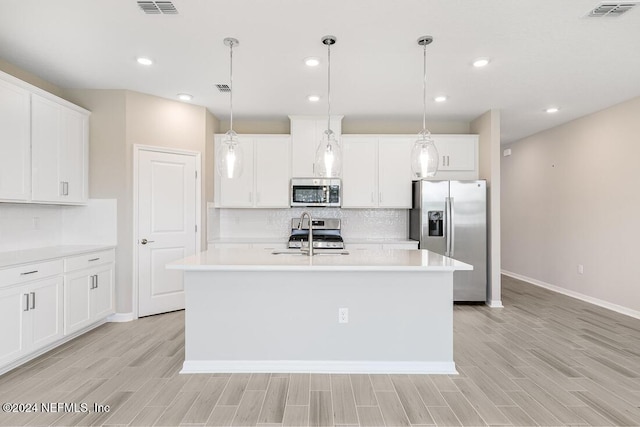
409 180 487 302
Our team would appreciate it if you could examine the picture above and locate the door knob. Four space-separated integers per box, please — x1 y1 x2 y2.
140 238 155 245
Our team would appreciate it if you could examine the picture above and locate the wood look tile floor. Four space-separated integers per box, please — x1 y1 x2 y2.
2 275 640 426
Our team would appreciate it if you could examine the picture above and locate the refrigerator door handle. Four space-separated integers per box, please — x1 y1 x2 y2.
445 197 450 257
450 197 455 257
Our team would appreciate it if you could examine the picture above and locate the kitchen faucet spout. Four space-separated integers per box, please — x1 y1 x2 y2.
298 211 314 256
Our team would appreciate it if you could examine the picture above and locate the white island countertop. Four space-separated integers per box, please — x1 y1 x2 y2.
167 248 472 272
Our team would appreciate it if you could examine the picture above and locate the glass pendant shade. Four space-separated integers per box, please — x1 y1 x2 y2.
216 130 243 179
411 131 438 178
314 129 342 178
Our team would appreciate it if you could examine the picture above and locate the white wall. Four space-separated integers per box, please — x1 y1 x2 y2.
501 96 640 316
471 110 501 307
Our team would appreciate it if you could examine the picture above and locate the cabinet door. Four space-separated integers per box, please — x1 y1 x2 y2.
433 135 477 171
59 108 88 203
31 94 63 203
64 270 92 334
291 119 317 177
91 265 114 321
216 136 255 207
29 276 63 350
0 286 28 367
0 79 31 201
378 137 413 208
290 117 342 177
341 137 377 208
255 136 291 207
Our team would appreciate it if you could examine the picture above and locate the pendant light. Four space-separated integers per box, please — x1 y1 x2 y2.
410 36 439 179
314 35 342 178
216 37 243 179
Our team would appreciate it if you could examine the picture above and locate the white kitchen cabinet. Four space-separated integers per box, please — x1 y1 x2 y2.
289 116 342 177
0 78 31 202
342 136 413 208
215 135 291 208
432 135 478 172
63 250 115 335
0 270 63 369
31 94 89 204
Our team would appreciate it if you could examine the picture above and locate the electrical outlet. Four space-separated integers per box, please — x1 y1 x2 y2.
338 307 349 324
578 264 584 274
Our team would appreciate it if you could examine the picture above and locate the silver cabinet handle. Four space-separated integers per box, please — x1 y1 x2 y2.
95 274 99 289
371 192 374 203
20 270 38 275
379 192 383 204
30 292 35 310
60 181 69 196
140 238 155 245
88 258 100 262
24 294 30 311
249 192 253 203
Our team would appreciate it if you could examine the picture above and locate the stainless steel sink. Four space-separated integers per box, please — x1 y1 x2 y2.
271 249 349 256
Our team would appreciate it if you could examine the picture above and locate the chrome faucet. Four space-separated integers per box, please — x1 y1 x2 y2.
298 211 314 256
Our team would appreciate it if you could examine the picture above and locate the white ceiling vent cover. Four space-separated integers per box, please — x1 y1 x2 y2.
137 1 178 14
215 84 231 93
587 2 637 17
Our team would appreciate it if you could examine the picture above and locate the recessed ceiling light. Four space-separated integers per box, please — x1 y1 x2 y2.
308 95 320 102
434 96 447 103
305 57 320 67
137 57 153 66
178 93 193 101
546 107 559 113
472 58 490 68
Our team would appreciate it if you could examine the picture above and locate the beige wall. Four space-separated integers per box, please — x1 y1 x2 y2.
64 89 215 315
471 110 502 306
218 118 471 135
0 57 66 98
501 96 640 314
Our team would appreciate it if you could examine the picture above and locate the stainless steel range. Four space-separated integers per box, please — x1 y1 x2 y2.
288 218 344 250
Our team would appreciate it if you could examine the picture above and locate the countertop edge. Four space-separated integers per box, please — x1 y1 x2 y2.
0 245 117 269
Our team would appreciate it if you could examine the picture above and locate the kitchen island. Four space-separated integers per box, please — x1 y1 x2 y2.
167 248 472 374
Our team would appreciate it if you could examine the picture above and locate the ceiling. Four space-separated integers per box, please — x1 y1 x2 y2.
1 0 639 143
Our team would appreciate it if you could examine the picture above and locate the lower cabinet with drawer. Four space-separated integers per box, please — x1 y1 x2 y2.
64 250 115 335
0 263 63 369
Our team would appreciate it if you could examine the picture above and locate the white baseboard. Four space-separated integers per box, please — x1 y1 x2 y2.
107 312 136 322
502 270 640 320
181 360 457 375
487 300 504 308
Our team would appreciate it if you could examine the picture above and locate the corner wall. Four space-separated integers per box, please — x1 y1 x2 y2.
501 96 640 316
471 110 502 307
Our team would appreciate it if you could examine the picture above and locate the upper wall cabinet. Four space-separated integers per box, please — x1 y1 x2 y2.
289 116 342 177
31 95 89 204
214 134 291 208
0 71 90 205
342 136 413 208
431 134 478 180
0 79 31 202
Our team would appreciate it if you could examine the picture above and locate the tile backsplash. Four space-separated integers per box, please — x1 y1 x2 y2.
208 204 409 241
0 199 117 252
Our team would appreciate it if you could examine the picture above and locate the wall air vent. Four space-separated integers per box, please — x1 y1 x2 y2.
215 84 231 93
586 2 637 17
137 1 178 15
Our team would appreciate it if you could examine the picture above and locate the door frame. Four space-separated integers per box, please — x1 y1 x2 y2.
132 144 202 319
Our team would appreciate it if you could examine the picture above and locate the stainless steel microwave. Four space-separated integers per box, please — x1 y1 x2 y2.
290 178 341 207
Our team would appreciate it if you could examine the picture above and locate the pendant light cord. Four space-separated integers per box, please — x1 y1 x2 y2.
327 41 331 135
229 40 234 133
422 42 427 134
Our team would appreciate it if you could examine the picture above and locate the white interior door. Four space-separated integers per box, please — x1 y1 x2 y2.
138 149 198 317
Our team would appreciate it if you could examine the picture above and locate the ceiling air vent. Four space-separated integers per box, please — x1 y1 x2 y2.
587 2 637 17
215 84 231 93
137 1 178 14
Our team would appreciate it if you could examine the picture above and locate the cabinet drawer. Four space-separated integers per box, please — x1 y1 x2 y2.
64 250 114 273
0 259 64 288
